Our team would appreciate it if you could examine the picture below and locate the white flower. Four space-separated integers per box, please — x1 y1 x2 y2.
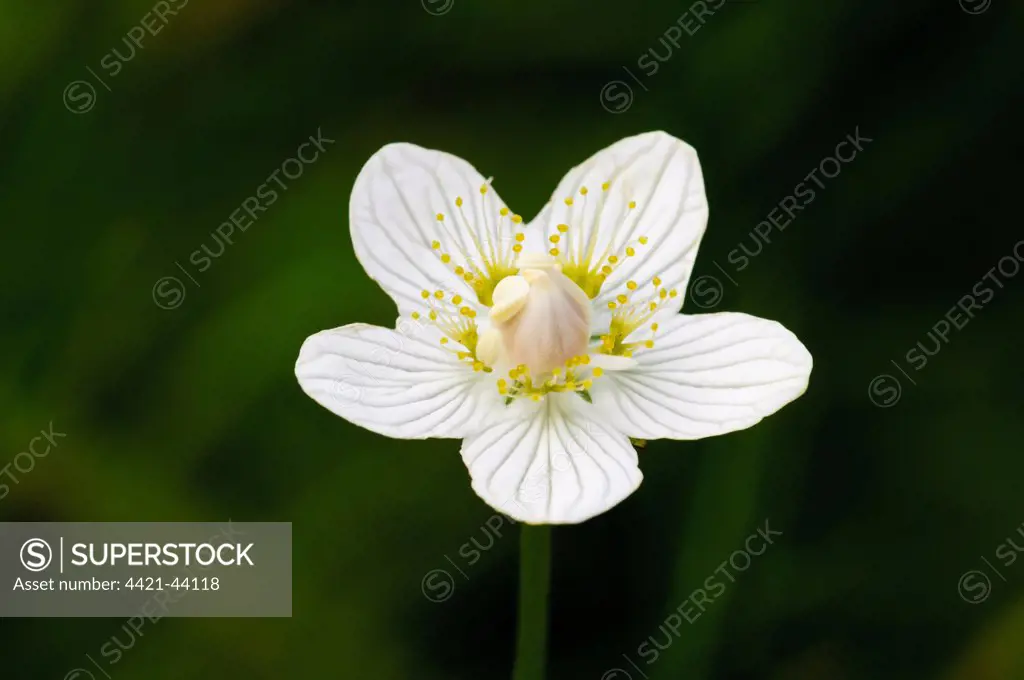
295 132 812 525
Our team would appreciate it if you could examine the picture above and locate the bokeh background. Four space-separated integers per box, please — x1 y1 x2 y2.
2 0 1023 678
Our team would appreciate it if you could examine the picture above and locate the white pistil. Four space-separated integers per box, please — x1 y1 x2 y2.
489 265 591 376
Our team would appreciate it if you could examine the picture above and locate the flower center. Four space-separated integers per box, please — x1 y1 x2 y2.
487 256 592 376
395 181 672 402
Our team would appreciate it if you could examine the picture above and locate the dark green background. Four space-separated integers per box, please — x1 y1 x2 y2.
2 0 1022 678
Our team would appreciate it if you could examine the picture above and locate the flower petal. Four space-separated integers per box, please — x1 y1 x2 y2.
296 323 495 439
593 313 812 439
350 143 516 314
529 131 708 312
460 394 643 524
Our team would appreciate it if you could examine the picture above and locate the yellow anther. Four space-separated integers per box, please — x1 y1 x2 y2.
651 323 659 331
530 394 542 401
511 214 523 224
549 235 560 244
434 290 445 299
644 340 654 348
627 281 638 291
617 294 628 304
582 379 593 389
454 266 465 275
580 187 589 195
564 197 574 206
565 381 576 390
601 182 610 191
451 295 463 304
608 255 619 264
420 290 430 299
411 312 420 320
429 310 439 320
436 213 445 221
549 248 559 256
464 273 474 281
431 240 441 249
441 254 451 263
515 233 525 242
593 367 604 377
440 337 449 345
659 289 668 299
557 224 569 233
513 244 523 253
479 184 489 194
639 236 649 245
649 302 657 311
455 197 463 207
602 265 613 275
581 355 591 365
669 290 678 298
460 306 473 316
653 276 662 286
500 207 510 216
628 201 637 209
626 247 636 257
473 361 484 371
608 301 617 309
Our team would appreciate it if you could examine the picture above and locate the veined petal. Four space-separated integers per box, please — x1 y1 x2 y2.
350 143 520 314
296 323 495 439
593 313 812 439
529 131 708 311
460 394 642 524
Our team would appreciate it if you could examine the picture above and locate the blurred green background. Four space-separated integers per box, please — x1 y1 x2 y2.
2 0 1023 678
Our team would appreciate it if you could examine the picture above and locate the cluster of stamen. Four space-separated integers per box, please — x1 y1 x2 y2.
431 186 526 306
552 183 650 299
408 289 491 372
599 275 676 357
495 355 604 402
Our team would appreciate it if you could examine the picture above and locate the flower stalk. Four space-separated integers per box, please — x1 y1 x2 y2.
512 525 552 680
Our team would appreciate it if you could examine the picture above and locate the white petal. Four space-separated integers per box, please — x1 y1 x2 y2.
589 353 637 371
296 323 495 439
460 394 642 524
593 313 812 439
350 143 514 315
529 131 708 313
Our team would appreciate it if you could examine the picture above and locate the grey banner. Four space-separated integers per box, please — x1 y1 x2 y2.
0 522 291 617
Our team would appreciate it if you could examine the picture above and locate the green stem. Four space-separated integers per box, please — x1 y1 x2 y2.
512 524 552 680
